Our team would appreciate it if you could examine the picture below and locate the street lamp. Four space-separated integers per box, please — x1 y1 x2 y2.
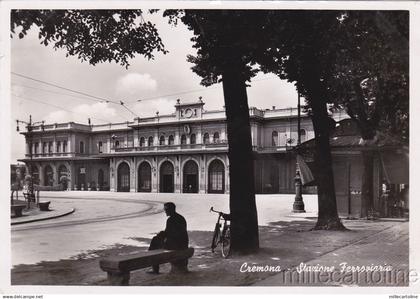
16 115 44 208
292 93 306 213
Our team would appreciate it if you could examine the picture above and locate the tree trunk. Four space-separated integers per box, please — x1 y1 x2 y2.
306 80 346 230
360 151 374 218
222 62 259 253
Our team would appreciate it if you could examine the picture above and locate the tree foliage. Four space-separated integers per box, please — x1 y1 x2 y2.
257 11 346 229
328 11 408 142
11 10 167 67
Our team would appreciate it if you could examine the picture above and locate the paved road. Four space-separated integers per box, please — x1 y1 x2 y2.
11 191 318 266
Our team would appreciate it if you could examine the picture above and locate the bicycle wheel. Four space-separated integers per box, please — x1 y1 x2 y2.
221 226 231 258
211 223 220 253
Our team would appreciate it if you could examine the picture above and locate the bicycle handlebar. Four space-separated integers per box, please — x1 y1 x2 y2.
209 206 231 220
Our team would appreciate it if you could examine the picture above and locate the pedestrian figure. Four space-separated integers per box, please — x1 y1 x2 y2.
147 202 189 274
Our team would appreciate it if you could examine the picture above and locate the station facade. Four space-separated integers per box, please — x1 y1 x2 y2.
19 99 319 194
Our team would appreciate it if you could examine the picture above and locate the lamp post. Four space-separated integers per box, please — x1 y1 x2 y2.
292 93 306 213
16 115 44 208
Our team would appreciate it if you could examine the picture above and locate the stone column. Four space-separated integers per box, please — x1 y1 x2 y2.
39 164 45 186
225 157 230 194
152 157 158 193
199 155 205 194
154 132 159 146
130 157 136 192
110 158 116 192
53 163 58 186
175 156 181 193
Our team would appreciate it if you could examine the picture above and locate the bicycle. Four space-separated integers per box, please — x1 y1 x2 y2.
210 206 231 258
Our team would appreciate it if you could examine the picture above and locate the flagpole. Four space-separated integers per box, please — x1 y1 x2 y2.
293 92 305 213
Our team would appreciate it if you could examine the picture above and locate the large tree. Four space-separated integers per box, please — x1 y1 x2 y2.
164 10 266 252
258 11 346 230
327 11 409 217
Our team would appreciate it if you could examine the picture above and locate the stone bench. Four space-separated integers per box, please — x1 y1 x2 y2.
99 247 194 285
38 201 51 211
11 204 26 217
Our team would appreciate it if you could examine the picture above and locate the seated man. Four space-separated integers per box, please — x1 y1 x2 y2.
148 202 189 274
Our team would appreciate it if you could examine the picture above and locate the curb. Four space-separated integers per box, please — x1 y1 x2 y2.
11 208 76 225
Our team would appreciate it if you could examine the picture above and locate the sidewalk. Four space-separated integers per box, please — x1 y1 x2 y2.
11 216 409 286
11 201 75 225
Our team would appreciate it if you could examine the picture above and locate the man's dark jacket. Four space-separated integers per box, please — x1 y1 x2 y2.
163 212 189 250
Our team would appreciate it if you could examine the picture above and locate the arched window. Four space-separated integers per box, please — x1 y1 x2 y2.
168 135 174 145
190 134 196 144
213 132 220 143
140 137 145 147
148 136 154 147
115 140 120 148
299 129 307 143
181 134 187 145
272 131 278 147
159 135 165 145
98 141 103 153
208 159 225 193
79 141 85 153
203 133 210 144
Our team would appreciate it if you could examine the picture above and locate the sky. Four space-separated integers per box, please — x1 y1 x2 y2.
10 11 299 163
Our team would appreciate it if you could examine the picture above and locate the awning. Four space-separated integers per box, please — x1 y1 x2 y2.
297 154 316 186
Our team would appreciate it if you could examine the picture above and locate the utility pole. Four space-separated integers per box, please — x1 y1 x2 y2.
292 93 306 213
16 115 44 208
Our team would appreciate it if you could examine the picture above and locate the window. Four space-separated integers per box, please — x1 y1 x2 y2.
43 142 48 154
181 134 187 145
140 137 145 147
98 141 103 153
190 134 196 144
272 131 278 146
168 135 174 145
56 141 61 153
159 135 165 145
115 140 120 148
213 132 220 143
63 141 67 153
203 133 210 144
34 142 39 154
79 141 85 153
148 136 154 147
48 142 53 153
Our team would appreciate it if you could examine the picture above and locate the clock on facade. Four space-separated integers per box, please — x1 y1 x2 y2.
184 108 193 118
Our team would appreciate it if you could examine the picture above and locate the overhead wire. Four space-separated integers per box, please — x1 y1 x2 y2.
11 72 139 118
12 93 113 124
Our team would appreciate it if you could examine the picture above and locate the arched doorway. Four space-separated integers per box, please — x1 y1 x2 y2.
160 161 174 193
98 169 104 190
208 160 225 194
138 162 151 192
44 165 54 186
183 160 198 193
117 162 130 192
58 165 68 189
